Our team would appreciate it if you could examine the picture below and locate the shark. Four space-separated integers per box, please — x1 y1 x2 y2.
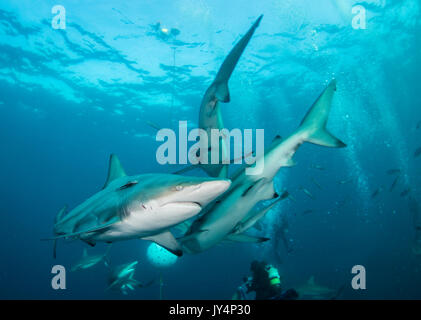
180 80 346 254
71 247 110 272
296 276 344 300
106 261 153 295
175 15 263 178
45 154 231 257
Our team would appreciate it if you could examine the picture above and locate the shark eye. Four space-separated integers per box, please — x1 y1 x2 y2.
175 185 184 191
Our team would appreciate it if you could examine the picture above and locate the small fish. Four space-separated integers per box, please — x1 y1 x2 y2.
400 188 411 197
414 147 421 158
311 164 325 171
300 187 315 199
146 121 162 132
336 198 348 209
371 187 382 199
302 209 313 215
338 178 352 185
389 175 400 192
386 169 401 175
311 177 323 190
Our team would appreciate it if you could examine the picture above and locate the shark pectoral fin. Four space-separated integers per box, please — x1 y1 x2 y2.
143 231 183 257
299 79 346 148
225 233 270 243
102 154 127 189
41 218 119 241
239 197 282 232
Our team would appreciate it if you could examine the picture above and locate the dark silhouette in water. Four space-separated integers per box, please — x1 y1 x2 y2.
386 169 401 175
400 188 411 197
371 187 382 199
273 214 293 265
414 147 421 158
389 175 400 192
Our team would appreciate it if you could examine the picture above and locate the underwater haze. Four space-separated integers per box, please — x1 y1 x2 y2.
0 0 420 299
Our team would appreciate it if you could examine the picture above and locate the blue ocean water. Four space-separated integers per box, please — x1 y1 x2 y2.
0 0 420 299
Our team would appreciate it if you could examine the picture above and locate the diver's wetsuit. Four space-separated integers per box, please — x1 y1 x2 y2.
247 261 280 300
247 261 298 300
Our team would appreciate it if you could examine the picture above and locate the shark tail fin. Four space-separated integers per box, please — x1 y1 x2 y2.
298 79 346 148
213 15 263 103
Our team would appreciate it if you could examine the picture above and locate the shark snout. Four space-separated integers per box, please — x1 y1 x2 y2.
192 179 231 207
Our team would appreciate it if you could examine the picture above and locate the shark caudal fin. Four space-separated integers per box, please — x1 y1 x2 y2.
213 15 263 102
298 79 346 148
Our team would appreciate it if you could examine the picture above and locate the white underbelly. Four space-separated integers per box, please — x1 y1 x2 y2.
88 213 166 242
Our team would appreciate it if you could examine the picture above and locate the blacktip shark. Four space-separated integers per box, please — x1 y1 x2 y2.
45 154 231 257
176 15 263 178
106 261 153 295
180 80 346 254
296 276 344 300
71 247 110 272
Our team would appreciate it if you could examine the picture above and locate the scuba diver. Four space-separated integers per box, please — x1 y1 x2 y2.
245 260 298 300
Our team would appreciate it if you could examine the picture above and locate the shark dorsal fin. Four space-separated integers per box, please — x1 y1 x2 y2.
103 154 127 189
308 276 315 286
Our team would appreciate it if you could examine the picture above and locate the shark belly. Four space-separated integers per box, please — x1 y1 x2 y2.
89 203 202 242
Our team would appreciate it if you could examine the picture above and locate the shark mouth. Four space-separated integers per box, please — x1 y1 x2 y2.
162 201 202 209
